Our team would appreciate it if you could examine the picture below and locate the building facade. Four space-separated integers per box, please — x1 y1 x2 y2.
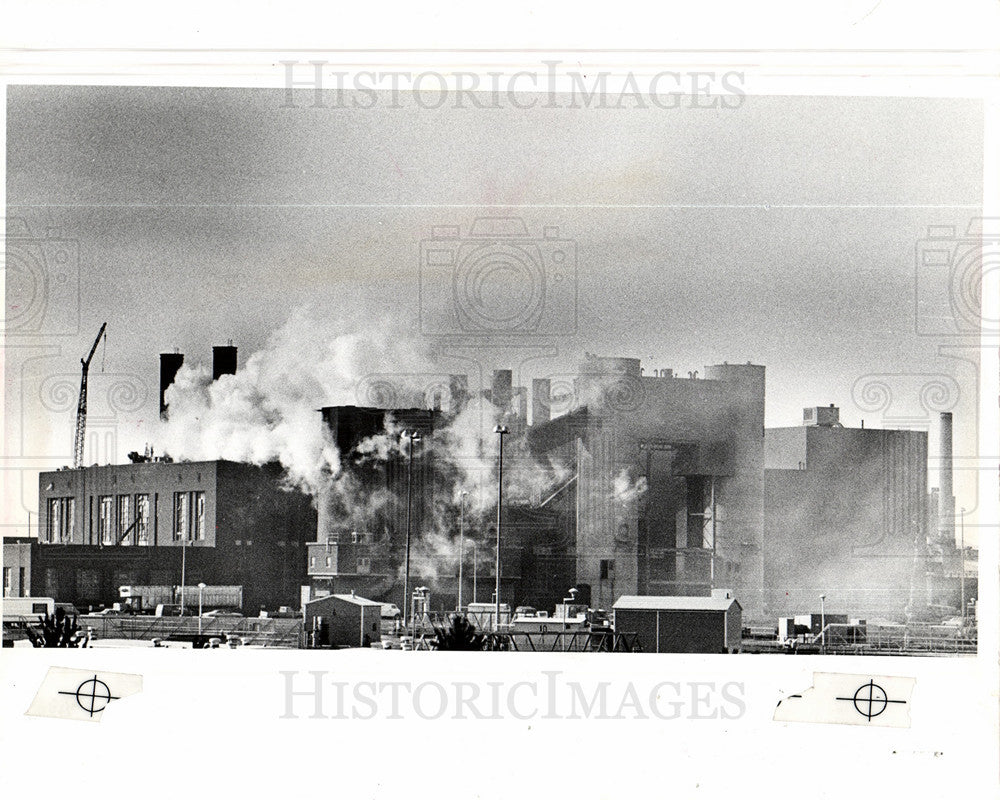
763 406 928 620
35 459 315 611
3 538 32 598
529 356 766 614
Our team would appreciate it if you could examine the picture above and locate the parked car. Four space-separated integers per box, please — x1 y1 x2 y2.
380 603 402 619
202 609 243 618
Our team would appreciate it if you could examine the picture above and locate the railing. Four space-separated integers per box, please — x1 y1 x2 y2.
743 622 977 655
77 615 303 648
482 630 642 652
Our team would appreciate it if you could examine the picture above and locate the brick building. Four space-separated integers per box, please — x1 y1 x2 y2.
35 459 315 611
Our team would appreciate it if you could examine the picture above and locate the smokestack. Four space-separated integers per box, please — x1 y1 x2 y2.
532 378 552 425
491 369 513 411
159 351 184 418
212 342 237 381
448 374 469 415
939 412 956 547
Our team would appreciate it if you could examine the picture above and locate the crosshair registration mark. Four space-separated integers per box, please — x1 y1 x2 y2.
58 675 120 717
836 679 906 720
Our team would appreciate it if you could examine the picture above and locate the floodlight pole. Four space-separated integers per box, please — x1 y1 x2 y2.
494 425 508 632
457 491 468 612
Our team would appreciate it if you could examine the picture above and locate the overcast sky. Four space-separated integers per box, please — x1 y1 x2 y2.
4 85 985 535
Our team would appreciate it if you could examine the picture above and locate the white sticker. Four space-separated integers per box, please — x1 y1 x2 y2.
25 667 143 723
774 673 915 728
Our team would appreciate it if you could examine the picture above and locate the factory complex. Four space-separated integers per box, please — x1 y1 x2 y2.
4 343 977 653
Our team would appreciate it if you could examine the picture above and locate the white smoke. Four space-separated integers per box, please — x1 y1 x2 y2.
613 468 648 506
155 307 435 493
154 306 579 592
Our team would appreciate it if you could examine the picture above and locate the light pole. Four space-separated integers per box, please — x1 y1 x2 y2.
960 507 966 619
819 593 826 654
179 528 188 617
493 424 508 632
197 582 206 635
457 491 468 612
401 429 421 633
472 542 478 604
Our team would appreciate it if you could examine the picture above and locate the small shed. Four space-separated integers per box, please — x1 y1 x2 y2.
304 592 382 648
613 595 743 654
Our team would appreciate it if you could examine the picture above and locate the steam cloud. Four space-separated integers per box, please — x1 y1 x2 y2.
155 307 436 493
153 309 657 593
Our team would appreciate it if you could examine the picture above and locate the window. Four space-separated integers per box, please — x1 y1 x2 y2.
99 496 114 545
173 492 189 540
325 556 332 567
18 568 26 597
116 495 131 545
135 495 150 545
173 491 205 541
310 556 316 568
600 559 614 580
357 557 371 574
3 567 11 597
77 569 99 598
44 568 59 596
194 492 206 540
46 497 75 543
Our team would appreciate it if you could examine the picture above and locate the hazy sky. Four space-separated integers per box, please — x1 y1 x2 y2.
4 85 985 535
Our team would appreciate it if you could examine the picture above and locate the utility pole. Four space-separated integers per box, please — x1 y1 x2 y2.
819 593 826 654
494 425 508 632
179 530 187 616
457 491 468 612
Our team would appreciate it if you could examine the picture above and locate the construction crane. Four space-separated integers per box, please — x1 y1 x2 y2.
73 322 107 469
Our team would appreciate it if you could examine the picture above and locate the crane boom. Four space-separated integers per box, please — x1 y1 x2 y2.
73 322 107 469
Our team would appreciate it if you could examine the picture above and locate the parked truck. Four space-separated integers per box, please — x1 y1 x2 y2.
118 585 243 613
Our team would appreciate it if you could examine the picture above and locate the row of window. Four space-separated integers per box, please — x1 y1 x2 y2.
45 491 204 545
309 555 372 573
326 531 371 545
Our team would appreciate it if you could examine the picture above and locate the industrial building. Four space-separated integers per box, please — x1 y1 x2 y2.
34 459 316 612
763 404 929 620
527 356 766 613
307 405 441 602
32 342 316 613
612 592 743 654
26 333 959 633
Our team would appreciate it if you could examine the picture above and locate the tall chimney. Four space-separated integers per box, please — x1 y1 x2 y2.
212 342 237 381
939 412 956 547
532 378 552 425
159 351 184 419
491 369 513 412
448 374 469 415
